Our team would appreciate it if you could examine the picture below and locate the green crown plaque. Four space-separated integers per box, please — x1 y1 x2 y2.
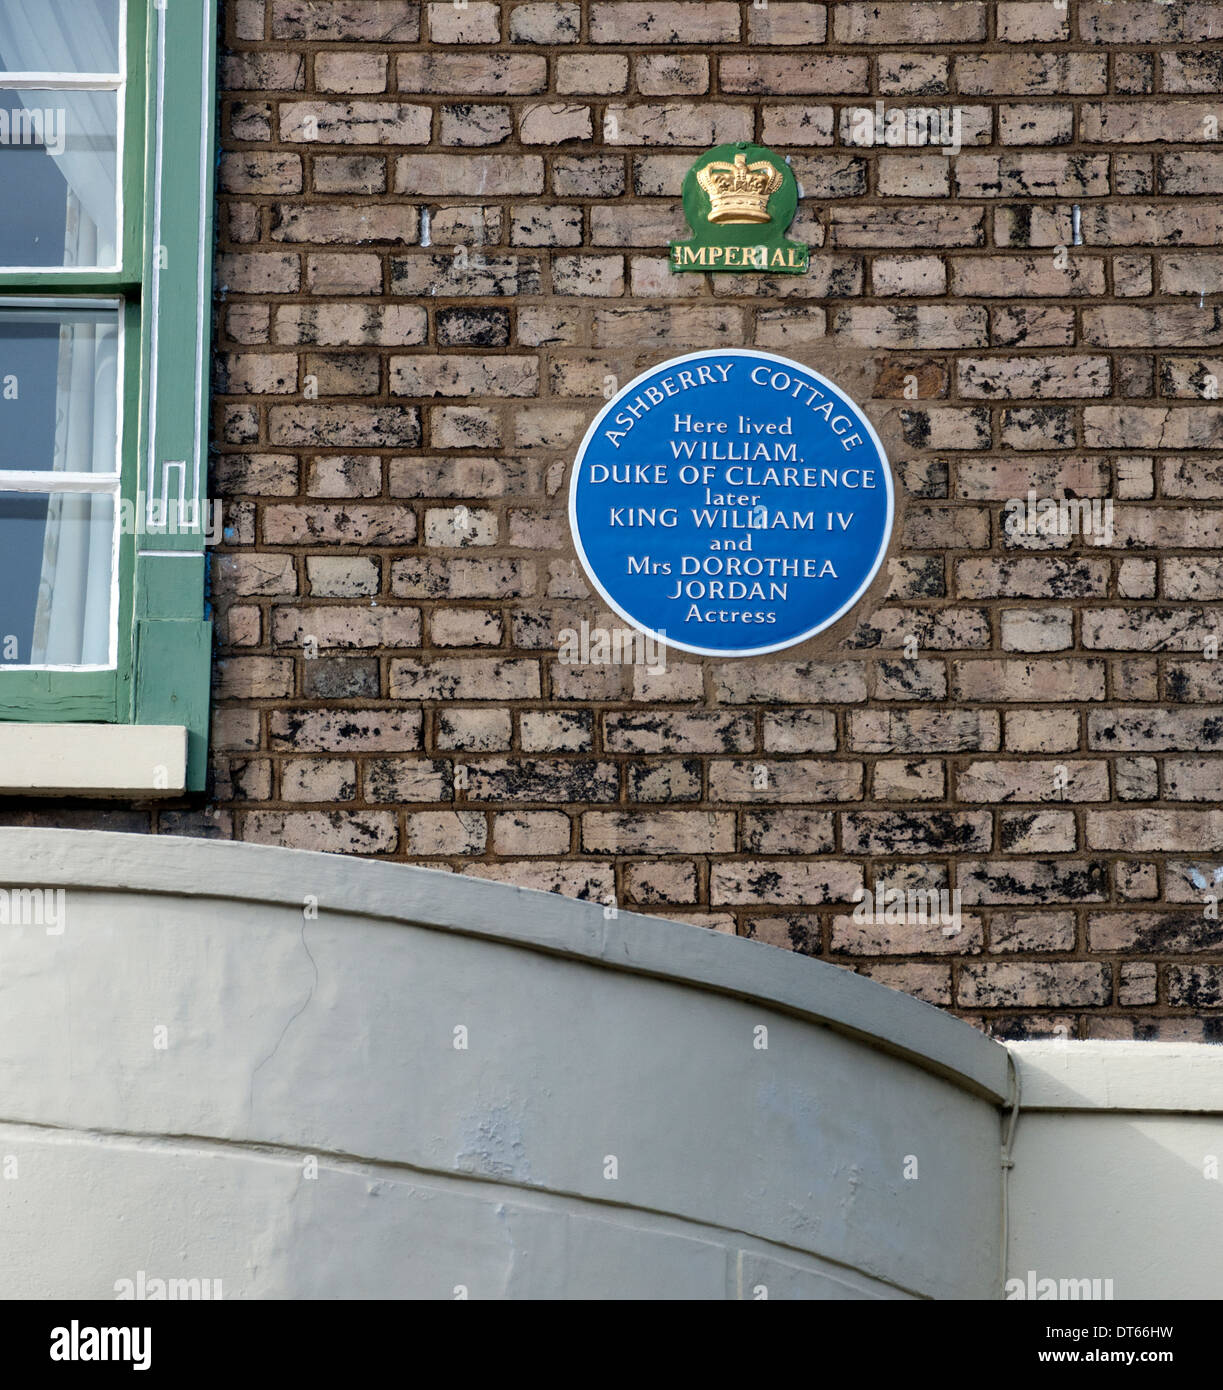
669 142 809 275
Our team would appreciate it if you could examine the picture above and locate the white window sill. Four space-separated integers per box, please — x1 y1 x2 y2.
0 724 187 797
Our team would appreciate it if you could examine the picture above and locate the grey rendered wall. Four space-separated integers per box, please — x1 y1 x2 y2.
0 829 1007 1300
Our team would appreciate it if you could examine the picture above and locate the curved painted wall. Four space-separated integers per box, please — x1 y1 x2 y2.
0 829 1008 1300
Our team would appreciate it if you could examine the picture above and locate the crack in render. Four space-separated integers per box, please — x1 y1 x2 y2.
248 917 319 1116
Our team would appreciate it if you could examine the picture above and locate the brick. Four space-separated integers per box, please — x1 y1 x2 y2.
1084 407 1221 450
223 52 306 90
954 660 1106 703
741 809 835 855
272 605 419 649
520 102 593 144
960 963 1110 1009
554 153 626 197
589 3 739 44
394 155 543 196
271 1 420 42
835 2 984 42
956 154 1108 198
990 910 1076 952
957 556 1108 598
281 759 357 803
557 54 628 94
719 55 869 95
625 861 698 905
220 152 303 194
635 54 709 96
390 354 537 397
306 253 382 295
876 52 949 95
218 252 300 294
843 810 990 854
604 103 751 147
955 53 1106 96
280 101 429 144
307 556 379 597
833 893 981 953
1088 810 1223 853
850 709 999 754
834 305 987 348
461 861 614 900
270 204 417 246
710 760 863 803
957 355 1109 399
406 811 486 856
1162 52 1223 94
389 658 540 701
311 155 386 193
1080 2 1223 44
829 206 983 249
426 0 500 42
242 811 398 854
749 4 826 44
398 54 547 94
440 104 512 147
509 2 581 43
461 759 618 803
997 2 1068 42
268 407 420 449
213 552 298 598
214 657 294 700
603 711 752 754
711 860 863 906
582 811 733 854
492 812 571 856
953 255 1104 297
715 662 866 705
268 709 422 752
999 104 1073 147
315 52 387 93
1083 103 1223 145
958 759 1108 803
275 304 426 346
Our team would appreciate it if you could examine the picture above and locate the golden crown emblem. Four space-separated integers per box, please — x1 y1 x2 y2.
696 152 783 224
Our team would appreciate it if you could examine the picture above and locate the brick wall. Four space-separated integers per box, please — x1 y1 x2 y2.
35 0 1223 1041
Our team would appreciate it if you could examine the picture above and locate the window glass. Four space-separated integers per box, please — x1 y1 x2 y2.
0 1 122 76
0 90 118 267
0 306 120 473
0 491 114 665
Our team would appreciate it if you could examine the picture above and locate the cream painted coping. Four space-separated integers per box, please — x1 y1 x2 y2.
1011 1041 1223 1113
0 725 186 796
0 826 1013 1103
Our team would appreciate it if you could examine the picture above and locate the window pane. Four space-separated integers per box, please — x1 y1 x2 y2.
0 305 119 473
0 90 118 267
0 1 122 76
0 490 114 665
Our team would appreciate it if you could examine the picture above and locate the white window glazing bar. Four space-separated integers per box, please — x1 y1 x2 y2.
0 473 121 493
0 74 121 89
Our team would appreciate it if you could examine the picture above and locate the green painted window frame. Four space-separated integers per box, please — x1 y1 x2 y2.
0 1 218 790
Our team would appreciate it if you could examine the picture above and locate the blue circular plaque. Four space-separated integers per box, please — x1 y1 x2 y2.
569 349 894 657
